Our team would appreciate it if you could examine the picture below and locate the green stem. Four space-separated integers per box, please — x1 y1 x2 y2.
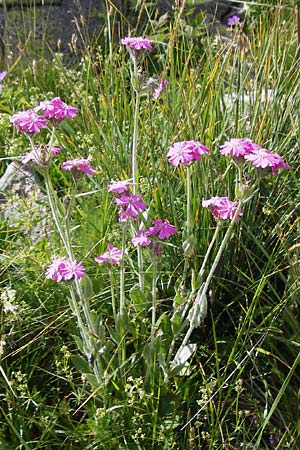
199 200 243 302
44 169 101 382
119 224 127 370
44 171 70 257
181 165 193 291
198 221 222 280
131 58 144 291
173 201 243 359
151 257 158 334
109 268 117 326
186 165 192 240
120 225 126 316
132 59 140 194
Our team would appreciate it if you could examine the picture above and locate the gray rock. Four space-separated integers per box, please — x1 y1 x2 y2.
0 1 245 60
157 0 244 24
0 162 50 242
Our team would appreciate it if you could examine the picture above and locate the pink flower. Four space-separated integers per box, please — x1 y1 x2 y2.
120 36 152 51
153 78 168 99
22 145 61 166
34 97 77 121
45 257 85 282
146 219 177 240
0 70 7 94
131 231 152 247
114 194 147 220
59 259 85 280
45 257 66 282
152 243 163 257
61 158 96 175
107 179 134 194
202 196 243 221
167 140 209 167
9 110 48 134
244 148 290 175
220 138 260 158
228 15 240 26
95 244 122 265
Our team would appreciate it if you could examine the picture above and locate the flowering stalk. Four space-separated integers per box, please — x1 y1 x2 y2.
151 255 158 334
109 268 117 325
44 171 98 350
200 199 243 299
181 164 193 290
26 134 100 381
198 221 222 280
119 224 127 369
132 59 140 192
173 200 243 361
131 57 145 291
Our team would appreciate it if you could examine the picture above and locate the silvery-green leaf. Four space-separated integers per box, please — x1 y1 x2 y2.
188 290 207 328
170 343 197 372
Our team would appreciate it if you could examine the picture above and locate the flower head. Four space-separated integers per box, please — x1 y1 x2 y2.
120 36 152 51
244 148 290 175
131 231 152 247
114 194 147 220
153 78 168 99
107 179 134 195
45 257 85 282
202 196 243 221
9 109 48 134
152 243 163 257
34 97 77 121
228 15 240 26
95 244 122 265
167 140 209 167
59 259 85 280
0 70 7 94
61 158 96 175
220 138 260 158
22 145 61 167
146 219 177 240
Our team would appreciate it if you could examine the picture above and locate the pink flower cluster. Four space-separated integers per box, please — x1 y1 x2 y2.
45 257 85 282
95 244 122 265
107 179 147 222
167 140 209 167
153 78 168 99
22 144 61 166
0 70 7 94
202 196 243 221
228 15 240 26
61 158 97 175
115 194 147 221
10 110 48 134
131 219 177 253
106 179 177 255
220 138 259 158
9 97 77 135
120 36 152 51
220 137 290 175
107 179 134 194
244 148 290 175
34 97 77 120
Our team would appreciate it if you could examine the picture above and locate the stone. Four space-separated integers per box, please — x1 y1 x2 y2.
0 161 50 242
0 1 245 60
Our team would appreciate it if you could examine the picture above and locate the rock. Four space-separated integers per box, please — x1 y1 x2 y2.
157 1 244 24
0 161 50 242
0 0 105 59
0 1 245 60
